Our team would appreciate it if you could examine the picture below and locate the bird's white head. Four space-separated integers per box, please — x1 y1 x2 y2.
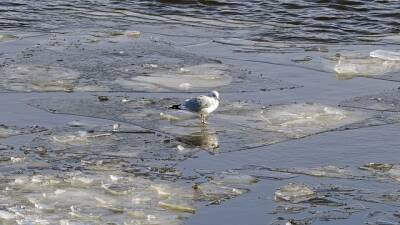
209 90 220 100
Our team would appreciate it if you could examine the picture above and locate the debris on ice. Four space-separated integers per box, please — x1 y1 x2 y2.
158 200 196 214
0 34 17 41
124 31 141 38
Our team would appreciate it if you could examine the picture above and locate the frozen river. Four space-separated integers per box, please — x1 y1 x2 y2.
1 1 400 225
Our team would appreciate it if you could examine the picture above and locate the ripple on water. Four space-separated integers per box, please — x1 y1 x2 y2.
1 1 400 44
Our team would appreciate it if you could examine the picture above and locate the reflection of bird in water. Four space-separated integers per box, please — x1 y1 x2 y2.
183 90 220 124
177 130 219 153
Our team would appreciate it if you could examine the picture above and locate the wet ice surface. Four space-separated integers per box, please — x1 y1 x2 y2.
263 163 400 184
197 161 400 225
1 36 400 225
2 172 199 224
215 45 400 84
0 64 79 92
0 123 260 225
24 88 400 225
0 124 46 139
29 125 189 173
370 50 400 61
334 57 400 80
28 95 397 153
0 31 299 93
19 94 400 224
268 167 400 225
308 48 400 83
1 5 400 225
340 89 400 112
270 183 370 225
274 183 316 204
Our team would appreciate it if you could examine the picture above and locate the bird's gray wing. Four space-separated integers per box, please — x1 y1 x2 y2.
184 96 211 113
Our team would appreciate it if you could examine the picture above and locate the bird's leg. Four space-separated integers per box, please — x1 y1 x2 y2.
204 114 209 124
200 114 207 125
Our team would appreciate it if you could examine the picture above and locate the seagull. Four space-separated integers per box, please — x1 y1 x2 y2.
184 90 220 124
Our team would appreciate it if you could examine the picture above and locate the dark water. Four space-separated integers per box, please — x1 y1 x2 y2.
1 0 399 43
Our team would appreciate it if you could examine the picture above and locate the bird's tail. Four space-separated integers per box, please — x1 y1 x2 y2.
168 104 182 110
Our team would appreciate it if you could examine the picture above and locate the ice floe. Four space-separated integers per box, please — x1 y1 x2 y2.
0 33 298 93
370 50 400 61
334 56 400 79
3 172 195 225
0 142 257 224
0 34 17 41
265 162 400 184
340 88 400 112
115 63 233 92
0 124 46 139
257 103 369 138
274 183 316 203
0 64 79 92
332 50 400 81
270 182 366 225
29 96 393 152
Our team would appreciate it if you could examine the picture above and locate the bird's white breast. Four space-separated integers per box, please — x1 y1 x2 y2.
203 98 219 114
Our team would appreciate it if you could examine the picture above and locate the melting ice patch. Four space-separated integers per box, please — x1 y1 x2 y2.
0 170 257 224
0 126 20 138
334 56 400 79
216 102 371 138
370 50 400 61
0 124 46 139
291 49 400 82
332 50 400 82
340 88 400 112
0 64 79 92
30 126 189 172
29 96 388 153
114 64 233 92
274 183 316 203
0 34 17 41
2 172 195 225
271 182 368 224
266 163 400 184
169 101 374 143
257 103 369 138
0 122 258 225
0 32 299 93
50 130 112 146
256 164 400 224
